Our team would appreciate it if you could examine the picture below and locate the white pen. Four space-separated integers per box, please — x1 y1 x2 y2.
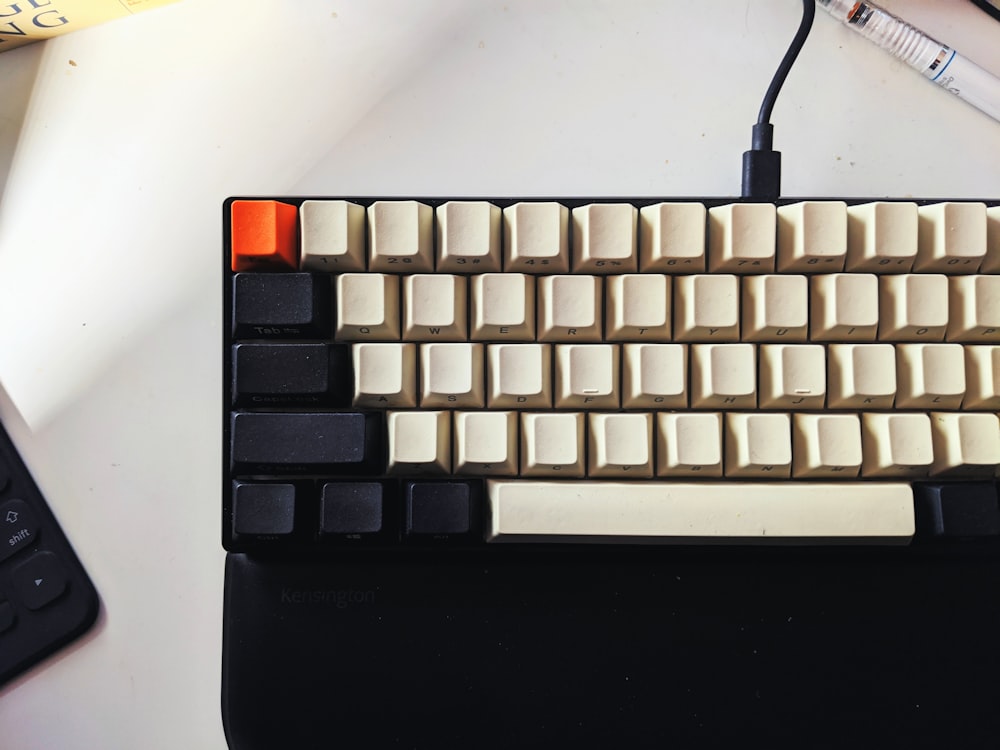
816 0 1000 124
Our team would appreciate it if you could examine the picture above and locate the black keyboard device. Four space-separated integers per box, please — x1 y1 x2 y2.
0 419 99 686
222 196 1000 750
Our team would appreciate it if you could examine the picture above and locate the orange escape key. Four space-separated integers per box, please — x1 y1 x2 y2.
230 200 299 271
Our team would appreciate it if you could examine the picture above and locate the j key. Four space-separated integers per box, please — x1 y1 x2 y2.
233 273 331 339
230 412 379 472
232 343 350 405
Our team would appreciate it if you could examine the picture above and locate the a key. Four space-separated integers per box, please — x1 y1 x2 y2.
964 345 1000 409
420 343 484 408
300 199 366 272
638 201 707 272
233 273 331 339
776 201 847 272
724 413 792 477
402 274 467 341
708 202 776 273
758 344 826 409
588 413 653 477
520 412 585 477
486 481 914 543
895 343 965 409
656 412 723 477
606 274 671 341
486 343 551 408
352 343 417 408
230 412 379 472
741 274 808 342
453 411 517 476
436 201 502 272
845 201 917 272
387 411 451 474
810 273 879 341
947 275 1000 342
673 274 740 341
916 202 987 273
879 274 949 341
230 199 298 271
571 203 638 273
929 412 1000 478
503 202 570 272
335 273 401 341
622 343 687 408
537 275 602 342
690 343 756 408
827 343 897 409
368 200 434 272
470 273 535 341
554 344 619 409
861 413 933 478
792 413 862 478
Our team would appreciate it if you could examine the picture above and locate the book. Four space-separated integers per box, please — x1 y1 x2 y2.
0 0 178 52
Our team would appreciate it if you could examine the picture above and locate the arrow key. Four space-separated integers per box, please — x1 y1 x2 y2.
12 551 68 611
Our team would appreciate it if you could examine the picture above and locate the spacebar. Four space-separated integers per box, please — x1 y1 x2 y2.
486 481 915 545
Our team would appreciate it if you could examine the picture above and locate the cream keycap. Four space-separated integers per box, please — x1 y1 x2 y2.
827 343 896 408
436 201 501 272
861 413 933 478
656 412 723 477
638 202 706 272
554 344 619 409
708 203 776 273
486 481 914 543
606 274 671 341
367 200 434 272
352 343 416 407
336 273 400 340
622 343 687 408
810 274 879 341
487 343 551 407
776 201 847 272
792 414 862 478
470 273 535 341
947 275 1000 342
742 275 808 342
520 412 585 477
879 274 949 341
724 413 792 477
387 410 450 474
916 202 987 273
454 410 517 476
572 203 638 273
895 343 965 409
964 346 1000 409
420 343 484 408
299 199 366 271
588 413 653 477
759 344 826 409
402 274 467 341
538 275 602 342
503 202 570 272
674 274 740 341
845 201 917 272
690 343 756 408
930 412 1000 478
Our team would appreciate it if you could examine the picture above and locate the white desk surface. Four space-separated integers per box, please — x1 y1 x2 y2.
0 1 998 747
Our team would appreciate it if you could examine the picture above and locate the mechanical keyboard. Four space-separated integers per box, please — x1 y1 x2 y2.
223 197 1000 550
222 195 1000 750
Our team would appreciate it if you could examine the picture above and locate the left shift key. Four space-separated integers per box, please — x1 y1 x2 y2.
230 412 380 473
